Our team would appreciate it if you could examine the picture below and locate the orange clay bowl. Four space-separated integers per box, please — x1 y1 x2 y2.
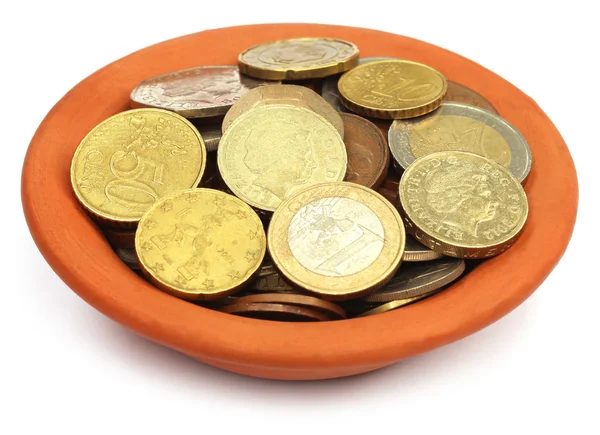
22 24 578 380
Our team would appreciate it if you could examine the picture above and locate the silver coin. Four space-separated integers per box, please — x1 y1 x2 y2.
321 56 401 112
389 102 532 183
364 257 465 302
403 235 444 262
130 66 278 119
198 124 222 152
115 247 140 270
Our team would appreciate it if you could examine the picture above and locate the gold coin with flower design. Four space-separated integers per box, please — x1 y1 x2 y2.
338 60 447 119
268 182 405 300
217 104 347 212
238 38 359 80
399 151 528 259
135 189 266 300
70 108 206 228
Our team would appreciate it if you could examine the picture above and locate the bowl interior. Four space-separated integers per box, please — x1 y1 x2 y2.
22 23 578 380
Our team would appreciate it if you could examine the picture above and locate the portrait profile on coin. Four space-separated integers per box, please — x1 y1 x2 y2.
259 42 334 66
160 70 242 104
424 163 500 238
243 122 318 201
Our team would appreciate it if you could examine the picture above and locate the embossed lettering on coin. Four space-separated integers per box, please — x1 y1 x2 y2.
136 189 266 300
130 66 277 118
217 104 347 212
268 182 405 300
70 108 206 226
338 60 447 119
389 102 532 182
399 151 528 258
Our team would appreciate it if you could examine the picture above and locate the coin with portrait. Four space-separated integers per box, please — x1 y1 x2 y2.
239 38 359 80
399 151 528 258
338 60 447 119
217 104 347 212
70 108 206 227
389 102 531 183
130 66 278 118
135 189 266 300
222 84 344 137
268 182 405 300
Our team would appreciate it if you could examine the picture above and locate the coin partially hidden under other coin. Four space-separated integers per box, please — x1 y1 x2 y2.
364 257 464 302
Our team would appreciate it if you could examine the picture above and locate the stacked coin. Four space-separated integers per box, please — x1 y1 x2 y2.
70 37 531 320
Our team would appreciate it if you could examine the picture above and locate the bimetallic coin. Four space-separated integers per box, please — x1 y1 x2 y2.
239 38 359 80
135 189 266 300
355 295 427 317
222 84 344 138
364 257 464 302
217 104 347 212
220 302 331 321
70 109 206 228
268 182 406 300
403 235 444 262
341 113 390 189
446 81 498 114
389 102 531 183
233 293 346 320
321 56 400 113
130 66 277 118
399 151 528 259
338 60 447 119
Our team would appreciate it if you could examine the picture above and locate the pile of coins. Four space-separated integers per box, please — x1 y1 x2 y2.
70 37 531 321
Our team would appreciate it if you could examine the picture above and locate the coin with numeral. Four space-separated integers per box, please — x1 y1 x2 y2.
135 189 266 300
70 108 206 227
268 182 406 300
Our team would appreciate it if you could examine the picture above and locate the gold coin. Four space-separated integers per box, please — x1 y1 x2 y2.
268 182 406 300
217 104 347 212
338 60 447 119
221 84 344 138
70 108 206 228
403 235 444 262
355 295 427 317
399 151 528 258
135 189 266 300
238 38 359 80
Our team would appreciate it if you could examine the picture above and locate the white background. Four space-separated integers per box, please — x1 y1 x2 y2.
4 1 599 433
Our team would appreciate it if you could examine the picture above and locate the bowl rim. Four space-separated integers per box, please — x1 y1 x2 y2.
21 23 578 380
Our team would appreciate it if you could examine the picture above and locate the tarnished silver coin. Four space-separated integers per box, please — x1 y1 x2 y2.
364 257 465 302
115 247 140 270
130 66 278 118
321 57 400 112
389 102 532 183
403 235 444 262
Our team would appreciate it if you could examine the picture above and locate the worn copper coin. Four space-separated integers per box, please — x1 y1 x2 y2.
220 302 331 321
104 228 136 249
234 293 347 320
364 257 464 302
403 235 444 262
222 84 344 137
130 66 278 118
341 113 390 189
446 81 498 114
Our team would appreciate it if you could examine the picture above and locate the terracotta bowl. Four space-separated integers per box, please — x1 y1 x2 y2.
21 24 578 380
